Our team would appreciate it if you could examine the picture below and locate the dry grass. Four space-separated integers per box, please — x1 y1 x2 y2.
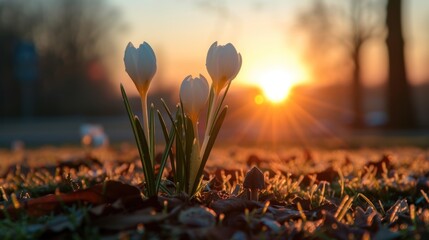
1 145 429 239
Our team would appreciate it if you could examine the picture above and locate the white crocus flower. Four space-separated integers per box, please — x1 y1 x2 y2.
124 41 157 141
206 41 242 94
180 74 210 123
124 42 157 95
180 74 209 191
201 42 241 156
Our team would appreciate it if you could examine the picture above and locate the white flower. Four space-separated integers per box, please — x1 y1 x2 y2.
124 42 157 95
206 42 242 93
180 74 210 122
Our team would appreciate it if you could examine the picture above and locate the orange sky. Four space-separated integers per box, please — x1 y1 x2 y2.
107 0 429 97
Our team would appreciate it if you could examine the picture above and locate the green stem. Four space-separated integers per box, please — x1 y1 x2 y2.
193 120 199 146
189 120 201 193
141 94 149 146
200 94 219 156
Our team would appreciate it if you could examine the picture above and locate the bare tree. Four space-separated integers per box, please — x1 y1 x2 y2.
385 0 416 128
295 0 384 128
293 1 340 84
347 0 385 128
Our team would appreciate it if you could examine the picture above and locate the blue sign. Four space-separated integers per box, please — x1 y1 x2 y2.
14 41 38 83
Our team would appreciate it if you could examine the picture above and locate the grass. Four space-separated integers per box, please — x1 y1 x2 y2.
1 145 429 239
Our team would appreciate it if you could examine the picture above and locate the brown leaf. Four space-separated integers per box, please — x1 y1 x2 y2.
364 154 392 176
373 226 402 240
259 217 282 233
321 210 366 239
93 205 181 230
354 206 382 228
271 207 304 223
200 226 238 240
178 206 217 227
315 166 338 183
384 199 409 224
210 198 262 215
2 180 141 219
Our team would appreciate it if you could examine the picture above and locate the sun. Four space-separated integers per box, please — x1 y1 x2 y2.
240 50 309 105
257 67 303 104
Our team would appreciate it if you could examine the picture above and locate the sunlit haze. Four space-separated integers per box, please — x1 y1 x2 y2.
107 0 429 96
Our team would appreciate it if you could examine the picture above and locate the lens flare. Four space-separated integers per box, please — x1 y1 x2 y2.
257 68 302 103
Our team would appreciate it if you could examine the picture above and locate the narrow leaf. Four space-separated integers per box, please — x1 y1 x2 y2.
160 98 174 122
159 183 173 196
161 99 185 148
158 111 175 177
184 116 194 192
120 84 155 196
206 86 215 125
192 106 228 194
155 126 175 193
149 103 156 164
134 117 156 197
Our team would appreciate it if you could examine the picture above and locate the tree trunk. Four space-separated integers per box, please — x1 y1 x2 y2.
351 43 365 128
385 0 416 129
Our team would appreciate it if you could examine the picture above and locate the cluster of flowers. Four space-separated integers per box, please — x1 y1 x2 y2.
122 41 241 196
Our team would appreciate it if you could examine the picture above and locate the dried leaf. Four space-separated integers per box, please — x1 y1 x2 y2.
2 180 141 219
259 217 282 233
210 198 262 215
321 210 365 239
178 206 217 227
373 226 401 240
93 205 181 230
384 199 408 223
354 206 382 228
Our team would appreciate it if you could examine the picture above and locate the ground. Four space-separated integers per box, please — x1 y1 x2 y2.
1 145 429 239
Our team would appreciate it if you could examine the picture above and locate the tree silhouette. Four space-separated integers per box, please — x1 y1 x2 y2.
385 0 416 128
294 0 384 128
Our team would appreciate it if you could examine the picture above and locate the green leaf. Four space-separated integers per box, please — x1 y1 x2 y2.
175 113 186 191
160 98 174 121
149 104 156 164
161 99 185 149
159 183 173 196
179 101 187 134
120 84 137 132
134 117 156 196
184 116 195 193
155 130 175 192
158 110 175 179
175 135 184 192
206 86 215 125
210 81 231 135
120 84 155 197
155 124 175 193
191 106 228 194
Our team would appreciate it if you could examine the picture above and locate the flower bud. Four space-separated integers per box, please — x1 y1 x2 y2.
206 42 242 93
180 74 209 122
124 42 157 95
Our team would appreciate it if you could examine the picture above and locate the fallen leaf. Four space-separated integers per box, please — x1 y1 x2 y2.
210 198 262 215
321 210 365 239
1 180 141 219
93 205 181 230
384 199 408 223
354 206 382 228
179 206 217 227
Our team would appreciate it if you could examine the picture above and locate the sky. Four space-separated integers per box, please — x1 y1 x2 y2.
107 0 429 96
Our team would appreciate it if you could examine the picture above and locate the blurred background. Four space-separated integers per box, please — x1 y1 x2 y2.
0 0 428 148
